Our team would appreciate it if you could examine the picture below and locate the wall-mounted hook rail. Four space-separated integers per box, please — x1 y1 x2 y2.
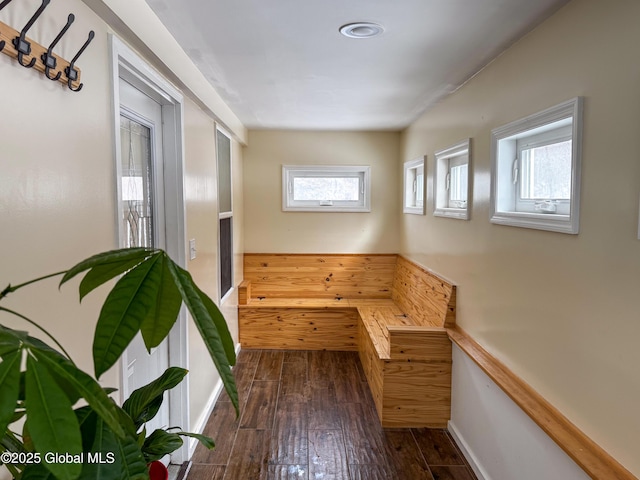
0 0 17 52
42 14 74 81
0 2 88 90
65 30 93 92
12 0 51 68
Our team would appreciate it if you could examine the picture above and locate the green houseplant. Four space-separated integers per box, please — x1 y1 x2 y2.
0 248 239 480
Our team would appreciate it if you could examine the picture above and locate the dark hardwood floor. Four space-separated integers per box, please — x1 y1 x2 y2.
188 349 477 480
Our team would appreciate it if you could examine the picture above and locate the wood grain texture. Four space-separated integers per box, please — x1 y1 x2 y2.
239 308 359 350
238 279 251 305
382 362 452 428
244 254 397 299
240 298 349 308
447 326 636 480
392 256 456 328
388 327 452 362
225 429 270 480
308 430 350 480
0 21 82 89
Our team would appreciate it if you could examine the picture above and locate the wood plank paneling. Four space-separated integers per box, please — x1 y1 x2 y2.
238 279 251 305
240 308 359 350
382 362 452 428
388 327 452 362
244 254 397 299
392 256 456 328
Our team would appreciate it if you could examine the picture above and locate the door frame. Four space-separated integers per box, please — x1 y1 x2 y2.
109 34 190 464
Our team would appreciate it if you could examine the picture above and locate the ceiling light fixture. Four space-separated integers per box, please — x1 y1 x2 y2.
339 22 384 39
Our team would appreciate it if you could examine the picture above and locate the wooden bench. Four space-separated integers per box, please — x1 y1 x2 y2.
238 254 456 428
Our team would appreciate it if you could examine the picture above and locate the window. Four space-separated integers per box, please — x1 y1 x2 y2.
403 157 426 215
282 165 371 212
217 127 233 300
490 98 583 234
434 139 471 220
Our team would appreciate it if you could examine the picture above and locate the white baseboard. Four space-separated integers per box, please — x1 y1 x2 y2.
448 420 489 480
187 342 242 457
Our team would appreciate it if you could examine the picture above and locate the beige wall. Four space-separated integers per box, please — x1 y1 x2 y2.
400 0 640 474
244 130 401 253
0 0 243 475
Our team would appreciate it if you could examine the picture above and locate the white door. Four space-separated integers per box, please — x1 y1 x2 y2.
118 78 170 434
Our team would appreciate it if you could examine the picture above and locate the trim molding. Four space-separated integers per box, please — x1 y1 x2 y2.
447 327 636 480
188 342 242 457
447 421 489 480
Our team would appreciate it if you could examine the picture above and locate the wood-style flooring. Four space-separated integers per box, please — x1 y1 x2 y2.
188 349 477 480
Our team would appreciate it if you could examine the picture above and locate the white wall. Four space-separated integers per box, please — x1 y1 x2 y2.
449 346 590 480
243 130 401 253
401 0 640 476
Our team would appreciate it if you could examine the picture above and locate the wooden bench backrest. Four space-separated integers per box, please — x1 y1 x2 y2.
243 254 397 299
391 256 456 328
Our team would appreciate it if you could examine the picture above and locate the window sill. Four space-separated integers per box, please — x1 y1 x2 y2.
403 206 425 215
283 206 371 213
434 207 469 220
491 210 577 234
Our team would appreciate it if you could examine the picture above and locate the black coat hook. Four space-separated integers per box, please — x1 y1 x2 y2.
0 0 17 52
12 0 51 68
41 14 75 81
65 30 94 92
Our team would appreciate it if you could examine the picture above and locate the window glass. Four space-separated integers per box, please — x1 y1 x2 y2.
293 176 360 202
520 140 572 200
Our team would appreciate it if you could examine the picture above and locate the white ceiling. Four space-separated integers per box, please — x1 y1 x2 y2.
145 0 568 131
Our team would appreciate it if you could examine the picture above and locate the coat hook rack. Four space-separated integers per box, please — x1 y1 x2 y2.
65 30 93 92
0 0 93 91
42 13 74 81
0 0 17 52
13 0 50 68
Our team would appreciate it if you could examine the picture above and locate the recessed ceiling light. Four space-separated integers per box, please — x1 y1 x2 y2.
339 22 384 39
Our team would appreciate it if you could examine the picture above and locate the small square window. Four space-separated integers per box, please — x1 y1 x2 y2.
282 165 371 212
490 98 583 234
403 157 426 215
434 139 471 220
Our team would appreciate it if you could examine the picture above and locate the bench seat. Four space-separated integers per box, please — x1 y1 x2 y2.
237 253 456 427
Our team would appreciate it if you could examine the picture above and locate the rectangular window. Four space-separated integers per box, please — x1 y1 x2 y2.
217 128 233 300
490 97 583 234
282 165 371 212
403 157 426 215
434 139 471 220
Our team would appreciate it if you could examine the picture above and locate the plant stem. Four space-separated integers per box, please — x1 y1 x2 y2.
0 306 76 365
0 270 67 301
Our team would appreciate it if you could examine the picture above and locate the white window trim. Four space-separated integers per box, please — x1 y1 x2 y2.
403 157 426 215
434 139 471 220
216 126 234 302
282 165 371 212
490 97 583 234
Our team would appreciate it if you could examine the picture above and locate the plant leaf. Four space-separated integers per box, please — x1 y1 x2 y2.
142 429 183 463
78 255 155 302
113 429 149 480
166 261 239 414
59 248 154 290
122 367 187 430
0 350 21 436
25 355 82 480
139 255 182 350
92 252 162 378
21 463 55 480
194 284 236 366
176 431 215 450
78 414 127 480
32 349 125 439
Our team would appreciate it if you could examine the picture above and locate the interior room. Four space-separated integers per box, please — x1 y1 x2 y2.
1 0 639 479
